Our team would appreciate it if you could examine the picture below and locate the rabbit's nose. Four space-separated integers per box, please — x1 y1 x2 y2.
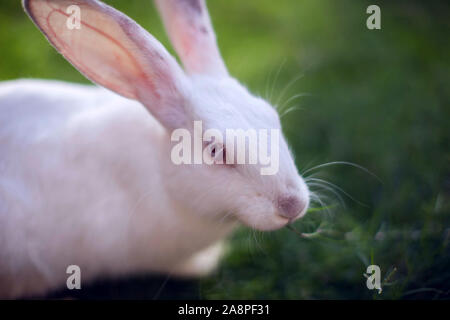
277 195 306 220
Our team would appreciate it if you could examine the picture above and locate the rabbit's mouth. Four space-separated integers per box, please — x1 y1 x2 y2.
230 197 297 231
231 182 310 231
240 211 292 231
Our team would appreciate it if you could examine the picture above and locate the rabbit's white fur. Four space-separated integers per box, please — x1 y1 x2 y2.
0 0 309 298
0 79 235 298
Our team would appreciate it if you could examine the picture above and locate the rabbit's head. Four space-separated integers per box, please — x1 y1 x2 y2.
24 0 309 231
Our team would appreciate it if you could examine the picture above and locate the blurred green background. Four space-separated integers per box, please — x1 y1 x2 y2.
1 0 449 299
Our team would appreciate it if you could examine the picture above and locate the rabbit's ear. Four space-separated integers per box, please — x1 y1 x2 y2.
23 0 189 129
155 0 228 77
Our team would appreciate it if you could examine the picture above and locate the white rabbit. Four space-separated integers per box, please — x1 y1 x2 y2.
0 0 309 298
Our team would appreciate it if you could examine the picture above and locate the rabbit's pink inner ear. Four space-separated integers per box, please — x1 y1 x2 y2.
24 0 186 107
25 0 156 100
25 0 190 129
155 0 228 77
54 7 152 99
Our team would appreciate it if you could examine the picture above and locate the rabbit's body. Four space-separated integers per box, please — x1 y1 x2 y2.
0 79 232 298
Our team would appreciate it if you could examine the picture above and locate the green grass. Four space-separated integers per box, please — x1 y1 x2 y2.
1 0 449 299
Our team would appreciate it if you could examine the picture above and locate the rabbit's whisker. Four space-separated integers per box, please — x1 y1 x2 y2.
302 161 382 183
280 104 304 119
307 182 346 208
275 73 305 108
306 177 368 207
279 93 311 113
269 59 287 104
